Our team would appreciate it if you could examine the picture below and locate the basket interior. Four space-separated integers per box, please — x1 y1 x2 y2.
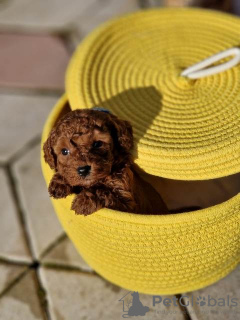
138 167 240 211
50 100 240 213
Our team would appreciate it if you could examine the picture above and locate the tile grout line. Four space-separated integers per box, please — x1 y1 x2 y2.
56 0 143 54
7 135 41 166
175 294 193 320
4 164 52 320
57 31 77 55
0 135 42 168
0 268 30 299
41 262 97 275
138 0 150 8
0 86 63 97
39 233 97 275
4 165 34 259
0 263 50 320
0 256 31 267
33 266 52 320
0 255 193 319
39 233 67 260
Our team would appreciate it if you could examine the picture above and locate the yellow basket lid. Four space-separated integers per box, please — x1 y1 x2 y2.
66 8 240 180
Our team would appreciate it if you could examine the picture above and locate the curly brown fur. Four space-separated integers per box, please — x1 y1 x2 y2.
43 108 169 215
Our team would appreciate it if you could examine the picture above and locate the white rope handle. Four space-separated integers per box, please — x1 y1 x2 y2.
181 47 240 79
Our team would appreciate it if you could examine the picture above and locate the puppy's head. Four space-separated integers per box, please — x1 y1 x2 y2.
43 109 133 187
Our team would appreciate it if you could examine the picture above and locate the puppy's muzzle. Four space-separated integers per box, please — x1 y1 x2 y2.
77 166 91 177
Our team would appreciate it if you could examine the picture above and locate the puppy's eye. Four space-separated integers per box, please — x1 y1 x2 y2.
92 141 103 148
61 148 70 156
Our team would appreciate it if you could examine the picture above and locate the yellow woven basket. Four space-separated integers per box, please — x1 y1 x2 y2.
41 8 240 295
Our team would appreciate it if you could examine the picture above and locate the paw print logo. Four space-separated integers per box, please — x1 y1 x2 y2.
196 296 206 307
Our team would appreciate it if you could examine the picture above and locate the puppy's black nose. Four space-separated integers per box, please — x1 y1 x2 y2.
77 166 91 176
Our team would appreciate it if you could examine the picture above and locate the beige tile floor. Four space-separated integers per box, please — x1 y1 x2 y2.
0 0 239 319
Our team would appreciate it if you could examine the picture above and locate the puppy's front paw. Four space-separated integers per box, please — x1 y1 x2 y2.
48 174 72 199
71 190 102 215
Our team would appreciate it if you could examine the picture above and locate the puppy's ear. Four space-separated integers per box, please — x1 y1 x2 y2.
43 128 57 169
110 115 134 152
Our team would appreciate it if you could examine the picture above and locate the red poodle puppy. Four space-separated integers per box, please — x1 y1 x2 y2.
43 108 169 215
